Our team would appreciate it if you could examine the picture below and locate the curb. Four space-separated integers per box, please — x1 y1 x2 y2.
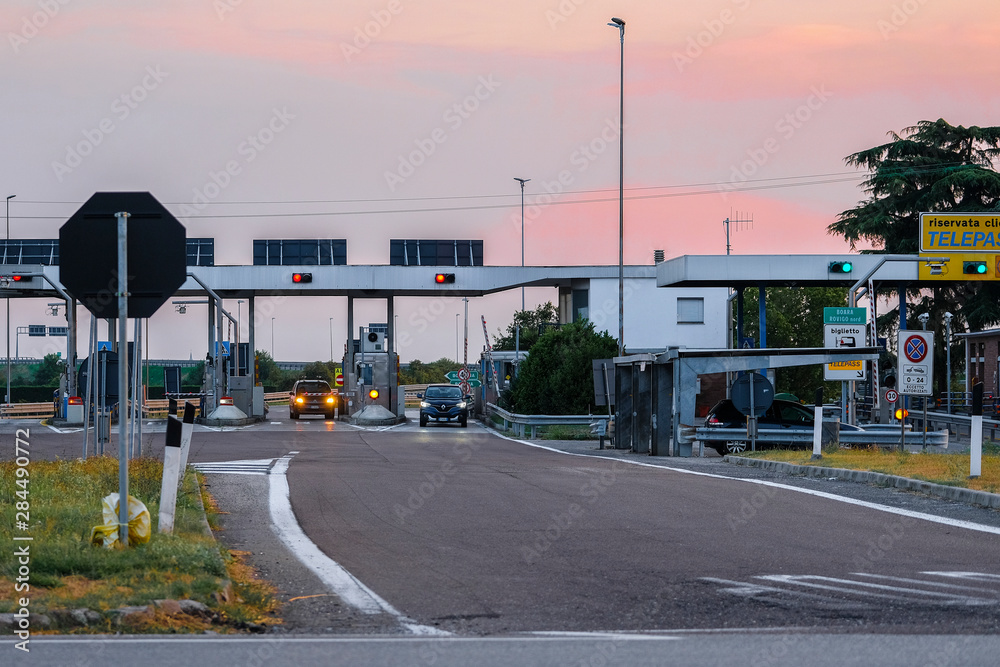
724 456 1000 510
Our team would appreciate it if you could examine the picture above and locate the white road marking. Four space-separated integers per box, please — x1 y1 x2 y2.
704 572 1000 608
490 431 1000 536
268 454 450 636
191 459 275 475
756 574 997 606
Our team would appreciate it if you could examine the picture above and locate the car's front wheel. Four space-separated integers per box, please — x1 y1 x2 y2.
723 440 748 455
420 414 428 427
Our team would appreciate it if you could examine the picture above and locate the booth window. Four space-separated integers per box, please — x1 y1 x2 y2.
677 297 704 324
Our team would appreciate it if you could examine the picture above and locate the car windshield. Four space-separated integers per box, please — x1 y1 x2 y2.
298 382 331 394
425 386 462 399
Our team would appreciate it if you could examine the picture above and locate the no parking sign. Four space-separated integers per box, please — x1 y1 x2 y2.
897 331 934 396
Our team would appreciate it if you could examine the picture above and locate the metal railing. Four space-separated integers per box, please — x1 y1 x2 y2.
694 426 949 448
486 403 611 440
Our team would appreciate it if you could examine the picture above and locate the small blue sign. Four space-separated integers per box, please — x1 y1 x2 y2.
97 341 112 352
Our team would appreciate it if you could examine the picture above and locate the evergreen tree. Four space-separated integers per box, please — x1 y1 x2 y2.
829 119 1000 393
509 320 617 414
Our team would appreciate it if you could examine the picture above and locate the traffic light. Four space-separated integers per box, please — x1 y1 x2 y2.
894 407 909 420
435 273 455 284
883 370 896 389
963 261 988 275
828 261 853 274
292 272 312 283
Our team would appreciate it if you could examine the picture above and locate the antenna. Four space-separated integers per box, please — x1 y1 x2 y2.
723 210 753 255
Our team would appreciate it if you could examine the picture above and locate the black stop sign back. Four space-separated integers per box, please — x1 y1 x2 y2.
59 192 187 319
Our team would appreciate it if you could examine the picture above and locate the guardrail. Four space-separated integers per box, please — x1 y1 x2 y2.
403 385 429 408
487 403 611 440
694 426 949 448
0 402 56 419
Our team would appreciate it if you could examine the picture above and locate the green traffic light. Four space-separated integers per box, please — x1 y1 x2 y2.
829 261 853 274
963 261 988 275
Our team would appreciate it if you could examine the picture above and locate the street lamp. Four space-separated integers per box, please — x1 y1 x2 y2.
943 311 953 413
514 177 530 371
607 17 625 357
6 194 14 405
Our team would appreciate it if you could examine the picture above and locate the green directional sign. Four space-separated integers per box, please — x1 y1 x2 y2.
445 369 481 385
823 307 867 325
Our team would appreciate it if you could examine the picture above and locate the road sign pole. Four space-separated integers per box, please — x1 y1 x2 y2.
899 393 905 453
115 211 130 545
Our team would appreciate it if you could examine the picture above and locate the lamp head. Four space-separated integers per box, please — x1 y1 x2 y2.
609 17 625 26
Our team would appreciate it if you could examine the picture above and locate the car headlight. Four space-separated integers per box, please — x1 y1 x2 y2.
457 401 466 409
420 401 430 408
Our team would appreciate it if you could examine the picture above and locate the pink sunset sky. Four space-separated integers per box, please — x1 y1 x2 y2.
3 0 1000 363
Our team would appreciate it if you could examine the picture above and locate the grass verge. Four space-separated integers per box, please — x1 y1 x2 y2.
741 444 1000 494
0 456 280 633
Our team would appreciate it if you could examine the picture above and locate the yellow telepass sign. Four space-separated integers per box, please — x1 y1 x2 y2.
920 213 1000 252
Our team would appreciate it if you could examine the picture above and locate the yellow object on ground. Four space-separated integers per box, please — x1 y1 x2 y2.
90 493 151 548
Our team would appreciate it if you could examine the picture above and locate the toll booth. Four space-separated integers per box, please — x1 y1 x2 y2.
613 346 880 456
348 351 400 416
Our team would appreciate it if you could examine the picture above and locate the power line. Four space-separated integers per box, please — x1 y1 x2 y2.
10 162 969 220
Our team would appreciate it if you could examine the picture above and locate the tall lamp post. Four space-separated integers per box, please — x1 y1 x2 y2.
943 311 953 414
270 317 275 358
607 17 625 357
513 177 530 371
5 194 14 405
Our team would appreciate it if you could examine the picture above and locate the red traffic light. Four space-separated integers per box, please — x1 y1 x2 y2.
435 273 455 284
292 272 312 283
12 275 23 282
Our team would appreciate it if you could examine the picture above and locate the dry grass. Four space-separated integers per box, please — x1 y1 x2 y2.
744 445 1000 493
0 457 281 633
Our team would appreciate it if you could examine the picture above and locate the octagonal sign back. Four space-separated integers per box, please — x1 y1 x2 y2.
59 192 187 319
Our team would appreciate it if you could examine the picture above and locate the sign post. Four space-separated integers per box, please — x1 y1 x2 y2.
59 192 186 548
897 330 934 452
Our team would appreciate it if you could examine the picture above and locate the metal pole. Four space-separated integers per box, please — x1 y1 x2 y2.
606 18 626 357
115 212 130 544
944 313 953 414
82 314 96 458
463 297 468 368
618 21 624 358
329 317 334 362
5 195 13 406
514 177 529 373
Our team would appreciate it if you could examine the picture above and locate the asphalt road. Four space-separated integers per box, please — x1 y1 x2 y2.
8 412 1000 644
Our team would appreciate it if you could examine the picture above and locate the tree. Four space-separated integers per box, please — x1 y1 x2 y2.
399 358 463 385
32 353 64 386
300 360 338 385
509 319 617 414
493 302 559 353
737 287 849 400
828 119 1000 393
254 350 282 387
